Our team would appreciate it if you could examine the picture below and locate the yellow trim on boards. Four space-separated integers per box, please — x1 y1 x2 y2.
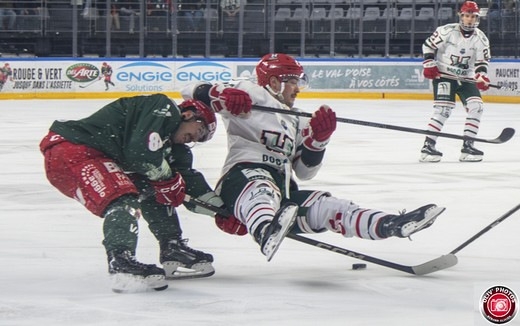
0 91 517 103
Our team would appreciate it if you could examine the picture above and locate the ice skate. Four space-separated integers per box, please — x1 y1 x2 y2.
379 204 445 239
160 239 215 279
459 140 483 162
107 249 168 293
254 202 298 262
419 138 443 163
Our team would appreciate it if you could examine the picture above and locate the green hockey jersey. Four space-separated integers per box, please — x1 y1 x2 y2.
50 94 182 181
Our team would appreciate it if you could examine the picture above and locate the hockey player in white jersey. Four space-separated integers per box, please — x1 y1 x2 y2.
420 1 491 163
182 53 445 261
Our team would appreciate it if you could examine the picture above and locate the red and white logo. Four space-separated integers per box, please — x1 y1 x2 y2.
480 285 518 324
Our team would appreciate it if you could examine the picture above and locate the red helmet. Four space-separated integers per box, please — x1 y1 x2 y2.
178 99 216 142
102 62 108 66
459 1 480 31
256 53 308 88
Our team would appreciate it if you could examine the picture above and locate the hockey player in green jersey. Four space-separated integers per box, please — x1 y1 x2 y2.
39 93 251 292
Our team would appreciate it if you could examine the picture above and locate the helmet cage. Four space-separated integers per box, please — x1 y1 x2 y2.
280 72 309 89
459 1 480 31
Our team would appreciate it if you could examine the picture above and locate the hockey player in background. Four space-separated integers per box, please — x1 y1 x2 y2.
100 62 116 91
420 1 491 163
39 95 250 292
0 62 13 91
182 53 446 261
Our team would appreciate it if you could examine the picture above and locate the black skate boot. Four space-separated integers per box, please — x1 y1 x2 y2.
160 239 215 279
420 138 443 163
378 204 445 239
459 140 483 162
254 202 298 262
107 249 168 293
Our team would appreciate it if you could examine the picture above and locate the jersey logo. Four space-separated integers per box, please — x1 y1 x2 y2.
260 130 294 156
153 104 172 117
447 55 471 76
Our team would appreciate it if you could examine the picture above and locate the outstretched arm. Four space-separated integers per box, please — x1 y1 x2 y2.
182 82 252 116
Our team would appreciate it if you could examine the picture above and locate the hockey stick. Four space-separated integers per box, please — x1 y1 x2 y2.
251 105 515 144
287 233 457 276
439 73 520 93
450 203 520 255
79 78 100 89
184 194 457 275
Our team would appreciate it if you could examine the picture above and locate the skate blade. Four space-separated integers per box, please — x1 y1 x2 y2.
459 153 483 162
419 153 442 163
401 206 446 238
110 273 168 293
163 261 215 280
263 204 298 262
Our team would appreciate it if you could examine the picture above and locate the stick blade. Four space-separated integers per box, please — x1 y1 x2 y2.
411 254 458 275
496 128 515 143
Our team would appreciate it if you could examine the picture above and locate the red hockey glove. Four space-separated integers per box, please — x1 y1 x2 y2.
304 105 337 151
151 173 186 206
423 59 440 79
215 214 247 236
475 73 490 91
209 84 252 116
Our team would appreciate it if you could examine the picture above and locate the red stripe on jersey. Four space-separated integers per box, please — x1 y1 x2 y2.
428 123 441 131
355 209 369 238
301 191 323 207
246 206 275 224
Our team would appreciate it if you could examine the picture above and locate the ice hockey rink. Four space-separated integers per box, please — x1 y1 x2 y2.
1 97 519 326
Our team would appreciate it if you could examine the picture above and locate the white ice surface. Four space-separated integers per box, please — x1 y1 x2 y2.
1 98 519 326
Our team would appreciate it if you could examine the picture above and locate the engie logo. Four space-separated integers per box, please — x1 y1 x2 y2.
176 62 232 82
66 63 99 82
116 62 173 82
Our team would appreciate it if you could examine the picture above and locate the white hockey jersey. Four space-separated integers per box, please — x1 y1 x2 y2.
182 80 322 181
423 23 490 78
